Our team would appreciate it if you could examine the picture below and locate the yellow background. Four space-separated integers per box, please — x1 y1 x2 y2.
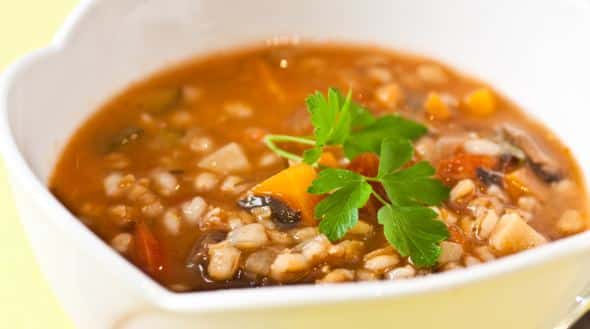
0 0 77 328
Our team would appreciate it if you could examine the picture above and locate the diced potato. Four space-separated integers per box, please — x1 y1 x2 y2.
424 92 451 121
198 142 251 174
489 213 547 254
252 163 319 225
462 88 496 116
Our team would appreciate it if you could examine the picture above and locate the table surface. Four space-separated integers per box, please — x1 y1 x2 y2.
0 1 588 328
0 2 77 328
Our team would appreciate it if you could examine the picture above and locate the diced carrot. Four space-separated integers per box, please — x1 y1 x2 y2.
319 152 340 168
134 222 165 275
252 163 319 226
504 167 549 201
424 92 452 121
504 174 530 200
462 88 496 116
437 153 497 184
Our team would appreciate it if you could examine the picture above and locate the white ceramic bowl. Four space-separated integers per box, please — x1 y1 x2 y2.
2 0 590 328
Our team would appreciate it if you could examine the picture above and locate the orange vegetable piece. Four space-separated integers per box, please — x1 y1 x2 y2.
319 152 340 168
503 167 549 202
504 174 530 200
134 222 165 275
462 88 496 116
437 153 497 184
424 92 452 121
252 163 319 226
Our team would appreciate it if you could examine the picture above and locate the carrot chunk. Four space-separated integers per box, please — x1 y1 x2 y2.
252 163 319 226
319 152 340 168
134 222 165 275
462 88 496 116
424 92 452 121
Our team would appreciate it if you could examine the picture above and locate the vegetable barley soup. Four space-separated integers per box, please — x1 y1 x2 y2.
50 44 588 292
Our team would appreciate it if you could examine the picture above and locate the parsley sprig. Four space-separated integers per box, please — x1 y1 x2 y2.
264 88 450 267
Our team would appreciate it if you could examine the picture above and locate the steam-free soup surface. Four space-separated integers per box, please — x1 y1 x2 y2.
50 44 588 292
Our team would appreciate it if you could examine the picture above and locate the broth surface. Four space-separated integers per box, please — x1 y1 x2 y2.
50 44 588 292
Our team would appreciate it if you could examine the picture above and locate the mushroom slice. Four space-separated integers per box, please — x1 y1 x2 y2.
238 195 301 229
476 167 504 187
500 125 562 182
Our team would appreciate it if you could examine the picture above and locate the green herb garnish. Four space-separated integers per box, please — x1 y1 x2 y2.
264 88 450 267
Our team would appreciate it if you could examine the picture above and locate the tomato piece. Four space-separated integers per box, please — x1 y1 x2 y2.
448 225 466 245
347 153 387 204
437 153 497 184
347 153 380 177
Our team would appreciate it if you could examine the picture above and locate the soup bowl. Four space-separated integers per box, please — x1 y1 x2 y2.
1 0 590 328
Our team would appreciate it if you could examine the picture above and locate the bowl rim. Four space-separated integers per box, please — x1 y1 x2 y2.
1 0 590 313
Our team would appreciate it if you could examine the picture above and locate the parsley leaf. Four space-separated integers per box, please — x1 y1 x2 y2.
306 91 335 146
308 168 366 194
306 88 356 148
381 161 450 207
377 138 414 177
328 89 353 145
264 88 451 266
343 115 428 159
345 96 376 129
378 205 449 267
312 175 373 241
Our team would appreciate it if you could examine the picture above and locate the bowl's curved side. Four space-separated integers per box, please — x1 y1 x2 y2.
1 0 590 328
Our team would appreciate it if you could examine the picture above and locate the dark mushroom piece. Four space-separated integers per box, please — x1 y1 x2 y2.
238 195 301 229
500 124 562 182
476 167 504 187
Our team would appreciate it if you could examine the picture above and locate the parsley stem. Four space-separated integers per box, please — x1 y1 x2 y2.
371 190 390 206
264 134 315 162
265 134 316 146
